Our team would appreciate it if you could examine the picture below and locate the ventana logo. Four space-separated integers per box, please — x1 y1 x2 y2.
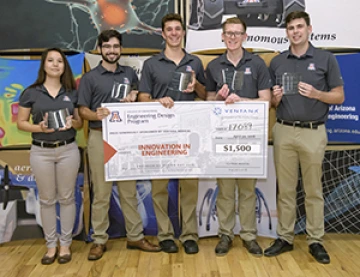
109 111 122 122
213 107 222 115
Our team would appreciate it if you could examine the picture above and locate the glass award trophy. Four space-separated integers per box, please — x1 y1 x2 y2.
111 82 131 101
47 108 70 130
221 69 244 92
167 71 193 100
168 71 193 91
277 72 302 95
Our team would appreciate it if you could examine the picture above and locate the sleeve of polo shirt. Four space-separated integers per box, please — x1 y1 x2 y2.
131 68 139 90
257 59 272 90
77 74 92 108
326 53 344 89
19 88 33 108
138 60 152 95
268 59 277 87
195 58 206 86
72 90 79 108
205 62 217 92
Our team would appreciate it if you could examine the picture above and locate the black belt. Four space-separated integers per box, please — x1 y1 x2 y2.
276 119 324 130
90 127 102 131
32 137 75 148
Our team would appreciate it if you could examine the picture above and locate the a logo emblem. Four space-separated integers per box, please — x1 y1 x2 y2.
213 107 222 115
123 77 130 84
109 111 122 122
63 95 71 102
307 63 316 71
244 67 252 75
186 65 193 72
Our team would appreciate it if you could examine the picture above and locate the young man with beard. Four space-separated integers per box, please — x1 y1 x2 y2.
78 30 161 261
138 13 206 254
206 17 271 257
264 11 344 264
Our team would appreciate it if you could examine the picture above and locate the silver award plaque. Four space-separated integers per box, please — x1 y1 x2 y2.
47 108 70 130
168 71 192 91
111 82 131 100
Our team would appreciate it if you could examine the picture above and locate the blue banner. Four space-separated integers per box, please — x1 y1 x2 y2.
326 53 360 143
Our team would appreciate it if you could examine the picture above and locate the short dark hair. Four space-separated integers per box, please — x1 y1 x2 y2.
30 48 76 91
222 17 247 32
161 13 185 31
97 29 122 47
285 11 311 27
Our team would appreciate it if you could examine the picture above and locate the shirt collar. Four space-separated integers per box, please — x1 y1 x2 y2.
287 42 315 59
219 48 252 66
96 61 124 74
157 49 193 64
37 85 66 95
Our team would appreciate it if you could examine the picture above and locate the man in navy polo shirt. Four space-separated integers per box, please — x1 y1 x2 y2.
138 13 206 254
78 30 161 261
264 11 344 264
206 17 271 257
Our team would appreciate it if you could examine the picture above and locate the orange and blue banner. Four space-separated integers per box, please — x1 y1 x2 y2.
0 53 85 147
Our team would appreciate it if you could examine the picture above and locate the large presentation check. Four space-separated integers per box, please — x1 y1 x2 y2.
102 101 268 181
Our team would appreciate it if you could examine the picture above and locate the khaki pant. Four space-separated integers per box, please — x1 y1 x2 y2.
88 129 144 244
273 123 327 245
152 178 198 243
30 142 80 248
216 178 257 241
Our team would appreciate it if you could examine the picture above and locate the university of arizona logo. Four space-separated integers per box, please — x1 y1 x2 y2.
109 111 122 122
244 67 252 75
63 95 71 102
123 77 130 84
186 65 193 72
307 63 316 71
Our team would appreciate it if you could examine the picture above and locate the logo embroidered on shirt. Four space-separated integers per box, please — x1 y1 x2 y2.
123 77 130 84
63 96 71 102
244 67 252 75
307 63 316 71
186 65 193 72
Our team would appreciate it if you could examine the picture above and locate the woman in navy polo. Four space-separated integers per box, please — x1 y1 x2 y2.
17 48 83 265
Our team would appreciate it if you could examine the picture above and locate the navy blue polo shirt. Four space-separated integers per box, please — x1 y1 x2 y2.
78 62 139 129
139 50 206 101
19 85 78 141
206 49 272 98
269 43 344 122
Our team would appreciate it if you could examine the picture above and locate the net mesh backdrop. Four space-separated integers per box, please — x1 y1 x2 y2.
295 149 360 234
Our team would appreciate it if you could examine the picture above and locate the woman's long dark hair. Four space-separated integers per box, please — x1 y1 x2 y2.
30 48 76 91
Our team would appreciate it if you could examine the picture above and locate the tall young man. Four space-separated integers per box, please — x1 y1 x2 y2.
138 13 206 254
264 11 344 264
78 30 161 261
206 17 271 257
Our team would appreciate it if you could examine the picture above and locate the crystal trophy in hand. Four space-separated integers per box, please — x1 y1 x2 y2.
167 71 193 100
47 108 70 130
111 81 132 101
276 72 302 95
221 69 244 93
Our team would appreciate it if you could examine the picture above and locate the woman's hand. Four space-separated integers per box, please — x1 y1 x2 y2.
58 115 73 131
39 113 55 133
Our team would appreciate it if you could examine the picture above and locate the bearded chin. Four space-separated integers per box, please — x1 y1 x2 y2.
102 54 120 64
